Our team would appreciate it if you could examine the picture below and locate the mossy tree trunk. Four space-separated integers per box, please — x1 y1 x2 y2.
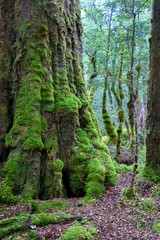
146 0 160 173
0 0 117 201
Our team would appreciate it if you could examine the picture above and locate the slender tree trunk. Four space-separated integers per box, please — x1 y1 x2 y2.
0 0 117 200
102 6 117 144
127 0 136 153
146 0 160 171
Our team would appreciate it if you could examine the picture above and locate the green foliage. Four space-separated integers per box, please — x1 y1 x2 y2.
39 200 70 211
28 230 37 240
122 187 137 200
59 226 94 240
29 200 39 213
0 183 17 204
138 198 155 212
143 166 160 183
114 163 134 174
152 219 160 233
152 185 160 197
32 213 57 226
0 213 30 239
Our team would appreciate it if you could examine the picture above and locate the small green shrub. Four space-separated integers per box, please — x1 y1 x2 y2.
138 198 155 212
152 220 160 233
28 230 37 239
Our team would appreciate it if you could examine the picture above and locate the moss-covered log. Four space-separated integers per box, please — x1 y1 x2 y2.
0 0 117 201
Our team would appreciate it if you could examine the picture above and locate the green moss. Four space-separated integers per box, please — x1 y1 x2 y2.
85 159 106 198
88 87 96 104
0 213 30 239
123 187 136 200
54 92 80 115
103 110 117 144
118 108 125 123
59 226 93 240
138 198 155 212
39 200 70 211
0 183 17 204
87 226 98 236
143 166 160 183
29 200 39 213
28 230 37 240
152 219 160 233
114 163 134 174
105 156 117 186
119 89 124 100
22 135 44 151
3 152 25 191
70 129 91 195
102 136 110 146
32 213 57 226
152 185 160 196
47 159 64 171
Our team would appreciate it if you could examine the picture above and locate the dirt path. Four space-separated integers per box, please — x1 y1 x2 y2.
0 172 160 240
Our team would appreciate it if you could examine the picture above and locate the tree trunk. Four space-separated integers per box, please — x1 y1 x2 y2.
146 0 160 172
0 0 117 200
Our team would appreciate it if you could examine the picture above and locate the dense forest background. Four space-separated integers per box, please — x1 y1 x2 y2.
81 0 151 136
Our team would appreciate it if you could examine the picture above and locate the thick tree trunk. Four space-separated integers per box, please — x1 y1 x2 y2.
146 0 160 171
0 0 117 200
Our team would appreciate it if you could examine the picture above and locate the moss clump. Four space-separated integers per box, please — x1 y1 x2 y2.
28 230 37 240
0 213 30 239
103 109 117 144
102 135 110 146
47 159 64 172
29 200 39 213
0 183 17 204
22 135 44 151
54 92 80 115
118 108 125 123
32 213 57 226
85 159 106 198
105 155 117 186
88 87 96 104
3 152 25 192
39 200 70 211
119 88 124 100
114 163 134 174
70 129 91 196
46 159 64 197
59 226 94 240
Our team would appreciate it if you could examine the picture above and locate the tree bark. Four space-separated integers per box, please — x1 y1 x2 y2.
146 0 160 170
0 0 117 200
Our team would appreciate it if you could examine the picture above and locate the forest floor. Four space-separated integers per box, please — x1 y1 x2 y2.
0 171 160 240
